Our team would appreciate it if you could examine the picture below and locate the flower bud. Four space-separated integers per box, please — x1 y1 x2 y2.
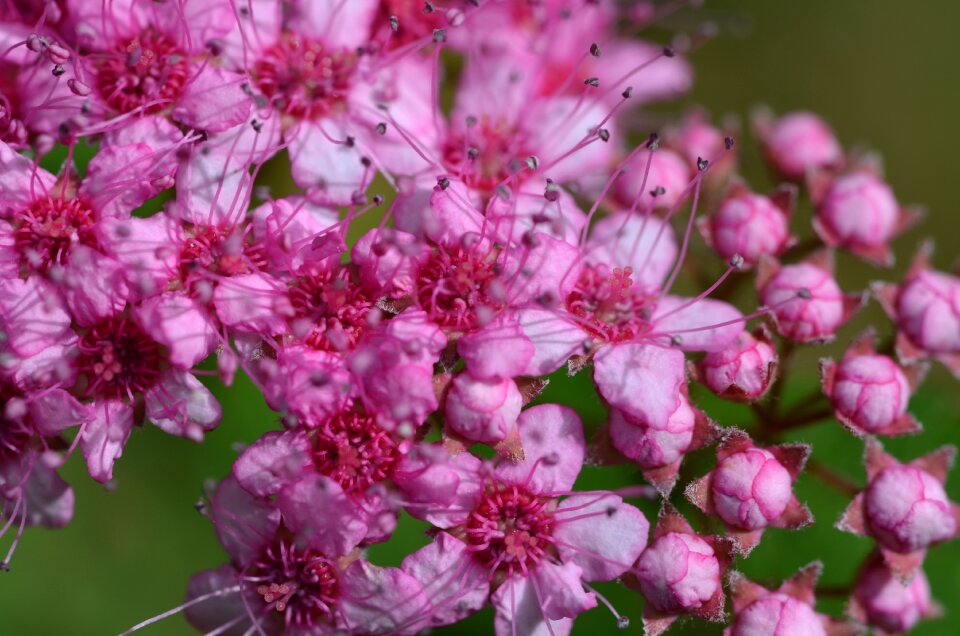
709 193 790 266
864 465 957 553
698 330 777 401
444 373 522 444
731 593 826 636
816 172 899 250
896 270 960 354
829 354 911 433
634 532 720 613
759 111 842 181
608 391 694 468
616 148 691 210
854 559 932 634
712 448 793 530
761 263 845 342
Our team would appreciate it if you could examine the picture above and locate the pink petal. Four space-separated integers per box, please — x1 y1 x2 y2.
0 278 71 357
80 400 134 483
22 452 74 528
515 308 590 376
652 296 743 352
232 429 313 498
594 343 685 427
98 215 177 298
144 370 222 441
400 533 489 627
59 245 128 326
0 141 54 215
554 492 649 581
495 404 585 494
172 65 252 133
338 559 431 635
458 315 536 381
492 575 575 636
27 388 88 436
134 293 218 368
183 565 247 635
289 120 366 206
295 0 378 49
212 272 287 335
276 474 368 556
209 476 279 565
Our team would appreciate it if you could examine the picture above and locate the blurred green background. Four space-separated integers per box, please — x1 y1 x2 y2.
4 1 960 634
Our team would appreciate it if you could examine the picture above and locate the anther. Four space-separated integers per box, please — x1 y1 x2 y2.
622 86 633 99
584 77 600 87
423 1 435 13
697 156 708 171
590 43 601 57
495 184 511 201
544 179 560 202
433 29 447 43
525 155 540 170
670 335 683 346
663 46 676 57
597 128 610 142
67 79 91 96
797 288 812 299
467 147 480 160
389 15 399 31
650 186 666 197
724 136 735 150
729 254 745 269
251 119 263 132
646 132 660 149
372 194 384 205
437 176 450 190
51 64 65 77
617 617 630 629
345 136 356 147
375 122 387 135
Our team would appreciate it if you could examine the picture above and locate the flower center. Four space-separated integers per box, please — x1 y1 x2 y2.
249 537 339 629
94 28 189 114
565 263 652 343
465 483 555 576
76 316 163 401
416 244 501 331
288 266 373 352
177 223 265 285
442 118 533 194
312 410 401 495
253 32 358 120
13 196 97 274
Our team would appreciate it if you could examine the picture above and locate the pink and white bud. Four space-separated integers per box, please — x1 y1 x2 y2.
895 270 960 355
815 172 899 252
705 190 792 267
852 559 933 634
444 373 523 444
697 330 778 402
608 391 695 469
864 465 957 554
731 593 827 636
616 148 692 210
712 447 794 530
635 532 721 613
827 353 911 434
760 261 848 342
756 110 843 181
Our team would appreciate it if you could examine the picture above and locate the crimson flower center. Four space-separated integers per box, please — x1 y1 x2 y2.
565 263 652 343
14 196 97 273
442 119 533 194
288 267 373 352
76 316 163 401
94 28 189 114
177 224 265 284
416 244 501 331
249 537 339 629
465 483 555 576
253 32 358 120
312 411 401 495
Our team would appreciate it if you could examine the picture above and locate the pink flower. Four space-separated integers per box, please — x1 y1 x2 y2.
631 504 732 635
754 109 843 181
820 331 922 436
399 404 649 634
687 430 813 555
758 251 862 343
838 440 960 582
696 327 779 402
848 554 937 635
175 476 430 636
726 563 859 636
812 168 919 266
700 181 796 268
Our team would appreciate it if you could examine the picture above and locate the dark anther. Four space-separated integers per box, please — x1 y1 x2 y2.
590 42 601 57
375 122 387 135
360 156 372 167
650 186 666 197
670 335 683 347
724 136 735 150
437 176 450 190
605 506 617 517
467 147 480 160
495 184 511 201
797 288 812 299
544 179 560 202
51 64 65 76
433 28 447 43
663 46 676 57
646 132 660 149
373 194 385 205
622 86 633 99
697 156 709 171
584 77 600 87
423 1 435 12
389 15 399 31
729 254 745 269
597 128 610 142
525 155 540 170
345 135 356 147
250 119 263 132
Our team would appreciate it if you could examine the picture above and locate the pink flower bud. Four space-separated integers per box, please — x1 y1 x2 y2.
708 193 790 266
761 262 845 342
829 354 911 433
731 593 826 636
896 270 960 354
760 111 842 181
608 390 694 468
698 330 777 401
444 373 522 444
816 172 898 250
617 148 691 210
712 448 793 530
634 532 721 613
854 559 932 634
864 465 957 553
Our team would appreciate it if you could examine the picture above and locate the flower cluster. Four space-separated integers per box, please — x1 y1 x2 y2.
0 1 957 635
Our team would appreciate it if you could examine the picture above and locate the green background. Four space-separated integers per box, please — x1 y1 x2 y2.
4 1 960 634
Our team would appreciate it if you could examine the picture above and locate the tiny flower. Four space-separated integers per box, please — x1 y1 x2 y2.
847 554 940 635
758 251 863 343
699 180 797 268
837 439 960 582
605 384 720 494
695 326 779 402
820 330 924 437
726 562 863 636
630 504 733 636
873 243 960 377
686 429 813 555
753 108 843 181
810 166 921 266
